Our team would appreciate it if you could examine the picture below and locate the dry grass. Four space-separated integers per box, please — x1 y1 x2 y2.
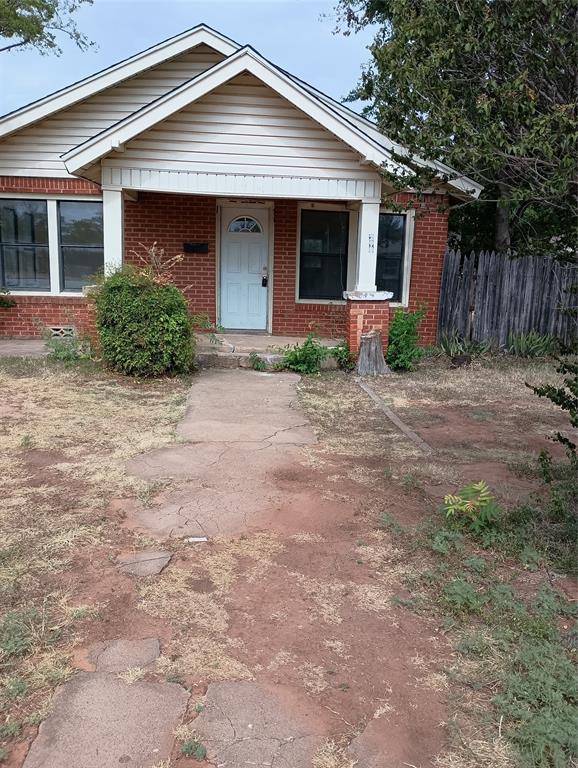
138 533 283 683
312 739 357 768
157 637 253 682
0 359 189 723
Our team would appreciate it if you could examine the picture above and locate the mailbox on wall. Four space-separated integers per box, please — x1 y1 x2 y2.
183 242 209 253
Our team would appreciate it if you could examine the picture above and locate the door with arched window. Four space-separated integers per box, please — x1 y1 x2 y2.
220 208 269 330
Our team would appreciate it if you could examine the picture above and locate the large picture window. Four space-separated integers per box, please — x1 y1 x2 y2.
58 201 104 291
299 209 349 301
0 200 50 291
376 213 406 302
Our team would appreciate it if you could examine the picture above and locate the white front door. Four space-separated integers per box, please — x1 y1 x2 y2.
220 208 269 330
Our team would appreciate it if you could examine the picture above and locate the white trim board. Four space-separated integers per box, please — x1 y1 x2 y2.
100 166 382 202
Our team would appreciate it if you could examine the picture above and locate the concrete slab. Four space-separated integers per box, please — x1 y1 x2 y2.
116 550 172 576
94 638 160 672
193 681 321 768
177 369 315 444
23 673 188 768
0 339 47 358
125 369 318 539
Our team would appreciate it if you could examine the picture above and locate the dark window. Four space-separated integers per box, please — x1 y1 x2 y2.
0 200 50 291
299 209 349 300
376 213 406 301
58 201 103 291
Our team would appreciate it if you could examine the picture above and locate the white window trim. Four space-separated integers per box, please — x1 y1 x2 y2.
295 201 358 306
0 192 103 297
379 207 415 308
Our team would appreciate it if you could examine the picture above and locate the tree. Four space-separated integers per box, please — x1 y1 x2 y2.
335 0 578 256
0 0 93 55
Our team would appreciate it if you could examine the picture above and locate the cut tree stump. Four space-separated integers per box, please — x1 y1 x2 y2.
356 329 389 376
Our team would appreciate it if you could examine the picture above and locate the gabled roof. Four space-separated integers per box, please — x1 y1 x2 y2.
0 24 238 140
62 46 411 177
0 23 482 199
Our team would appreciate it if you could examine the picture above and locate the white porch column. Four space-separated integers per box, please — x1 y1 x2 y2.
102 188 124 274
354 201 380 292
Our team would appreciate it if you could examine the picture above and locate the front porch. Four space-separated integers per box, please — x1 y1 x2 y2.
195 331 341 369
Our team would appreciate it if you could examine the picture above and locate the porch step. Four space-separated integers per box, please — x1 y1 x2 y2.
195 350 338 371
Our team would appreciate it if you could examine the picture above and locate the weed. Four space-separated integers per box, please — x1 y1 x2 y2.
1 678 28 701
508 330 557 358
443 481 500 538
0 609 40 659
45 335 91 363
463 555 488 575
331 341 356 371
278 334 328 374
181 738 207 759
0 747 7 762
439 330 492 358
378 512 405 534
19 434 33 449
386 307 425 371
430 528 464 555
443 579 486 614
0 721 20 738
247 351 267 371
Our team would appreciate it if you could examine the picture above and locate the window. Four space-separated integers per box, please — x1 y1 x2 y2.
228 216 262 233
299 209 349 301
0 200 50 291
58 201 104 291
376 213 406 302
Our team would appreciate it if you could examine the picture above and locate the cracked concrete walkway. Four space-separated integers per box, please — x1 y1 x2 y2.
125 369 317 538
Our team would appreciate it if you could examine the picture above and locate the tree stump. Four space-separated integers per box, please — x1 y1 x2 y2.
356 329 389 376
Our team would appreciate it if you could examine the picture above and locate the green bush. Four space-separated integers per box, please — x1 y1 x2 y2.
94 269 194 377
386 307 425 371
278 334 328 374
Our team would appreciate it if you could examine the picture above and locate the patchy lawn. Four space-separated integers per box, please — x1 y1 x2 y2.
0 355 575 768
0 359 189 758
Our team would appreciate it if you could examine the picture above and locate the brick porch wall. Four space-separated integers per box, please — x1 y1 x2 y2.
0 180 448 345
123 192 217 322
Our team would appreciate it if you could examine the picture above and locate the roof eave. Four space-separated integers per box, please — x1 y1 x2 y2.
0 24 240 140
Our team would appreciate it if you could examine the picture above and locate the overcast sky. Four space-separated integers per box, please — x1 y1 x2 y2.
0 0 374 116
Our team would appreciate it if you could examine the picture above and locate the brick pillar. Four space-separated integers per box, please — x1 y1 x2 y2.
346 299 391 354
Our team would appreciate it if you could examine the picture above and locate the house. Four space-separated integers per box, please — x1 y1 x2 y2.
0 24 481 351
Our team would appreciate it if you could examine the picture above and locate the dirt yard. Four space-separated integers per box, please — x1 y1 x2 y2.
0 355 574 768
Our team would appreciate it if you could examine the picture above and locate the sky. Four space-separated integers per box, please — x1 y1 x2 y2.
0 0 375 116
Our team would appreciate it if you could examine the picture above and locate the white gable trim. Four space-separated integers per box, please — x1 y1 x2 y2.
0 25 239 140
63 47 407 177
284 71 483 199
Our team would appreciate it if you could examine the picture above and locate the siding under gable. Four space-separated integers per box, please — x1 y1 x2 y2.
0 44 224 177
106 73 376 180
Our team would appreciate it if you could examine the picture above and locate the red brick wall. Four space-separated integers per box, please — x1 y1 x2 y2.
0 296 95 338
346 300 390 354
0 176 100 195
0 179 448 345
272 194 448 344
124 192 217 322
272 199 347 337
397 192 449 345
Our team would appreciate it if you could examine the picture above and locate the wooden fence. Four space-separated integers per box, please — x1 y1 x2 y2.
438 249 577 347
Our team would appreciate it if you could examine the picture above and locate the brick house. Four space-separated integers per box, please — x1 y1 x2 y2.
0 25 481 351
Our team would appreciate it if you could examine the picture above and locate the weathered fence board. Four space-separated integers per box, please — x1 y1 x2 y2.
438 250 577 347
